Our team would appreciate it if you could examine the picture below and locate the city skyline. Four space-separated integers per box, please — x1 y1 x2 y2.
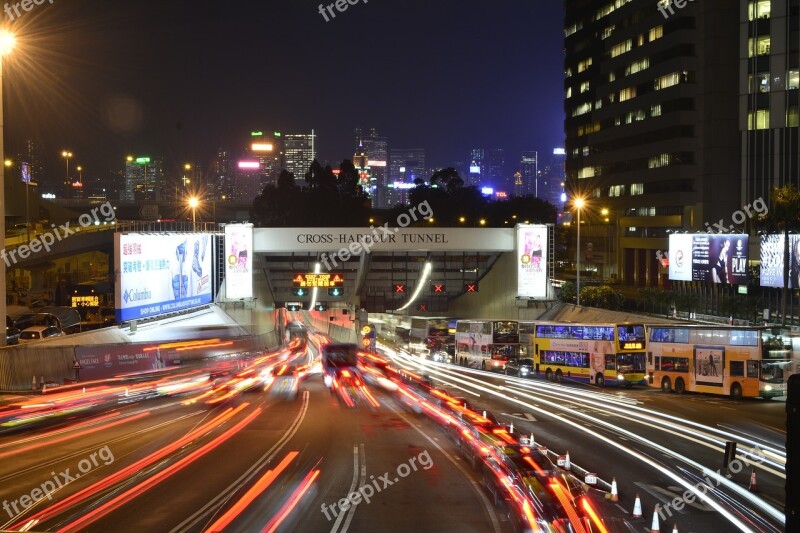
2 0 564 184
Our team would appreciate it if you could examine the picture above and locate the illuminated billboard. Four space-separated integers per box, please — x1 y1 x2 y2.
225 224 254 299
114 233 213 321
292 273 344 288
517 224 548 298
668 234 748 284
238 160 260 170
760 234 800 288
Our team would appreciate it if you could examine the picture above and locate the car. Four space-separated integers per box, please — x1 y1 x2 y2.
18 326 64 343
505 358 534 378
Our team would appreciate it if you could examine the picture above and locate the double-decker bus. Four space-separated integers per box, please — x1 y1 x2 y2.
455 320 520 371
646 325 798 399
409 317 453 354
531 322 647 387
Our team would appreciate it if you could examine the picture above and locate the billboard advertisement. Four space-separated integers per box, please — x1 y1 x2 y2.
75 344 166 381
760 233 800 288
115 233 213 321
517 224 548 298
225 223 254 299
668 234 749 285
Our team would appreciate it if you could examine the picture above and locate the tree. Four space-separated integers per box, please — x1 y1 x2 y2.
759 184 800 325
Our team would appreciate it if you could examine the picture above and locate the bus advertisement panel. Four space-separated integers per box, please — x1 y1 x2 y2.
647 325 795 399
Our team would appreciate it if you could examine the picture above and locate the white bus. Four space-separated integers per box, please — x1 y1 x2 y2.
455 320 520 371
409 317 452 354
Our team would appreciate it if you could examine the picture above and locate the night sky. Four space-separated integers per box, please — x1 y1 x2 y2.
3 0 564 178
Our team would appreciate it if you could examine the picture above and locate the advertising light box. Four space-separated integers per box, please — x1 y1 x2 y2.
760 233 800 288
115 233 213 321
225 224 254 299
668 233 749 284
517 224 548 298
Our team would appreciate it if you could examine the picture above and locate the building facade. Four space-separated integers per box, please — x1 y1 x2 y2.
564 0 740 286
284 131 317 185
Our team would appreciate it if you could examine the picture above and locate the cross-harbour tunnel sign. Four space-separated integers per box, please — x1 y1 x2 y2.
253 228 516 253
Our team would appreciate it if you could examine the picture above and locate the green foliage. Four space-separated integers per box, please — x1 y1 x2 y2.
557 281 576 303
580 285 624 310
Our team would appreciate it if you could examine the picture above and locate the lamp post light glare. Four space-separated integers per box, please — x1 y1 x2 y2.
574 197 586 306
189 197 199 231
0 29 16 346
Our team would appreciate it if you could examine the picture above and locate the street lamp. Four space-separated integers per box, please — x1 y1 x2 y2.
61 150 73 186
0 29 16 347
188 197 199 232
76 165 82 184
574 197 585 306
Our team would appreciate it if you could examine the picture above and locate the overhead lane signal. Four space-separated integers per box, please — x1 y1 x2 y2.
394 284 406 293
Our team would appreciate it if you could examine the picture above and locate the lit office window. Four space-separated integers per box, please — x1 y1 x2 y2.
748 36 771 57
619 86 637 101
610 39 632 58
748 1 771 21
747 109 770 130
649 25 663 42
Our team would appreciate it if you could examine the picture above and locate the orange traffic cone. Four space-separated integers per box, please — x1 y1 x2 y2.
749 469 758 492
609 477 619 502
650 505 660 533
632 494 643 518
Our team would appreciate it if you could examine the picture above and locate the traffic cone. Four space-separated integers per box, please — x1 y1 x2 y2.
672 524 678 533
32 375 36 390
749 469 758 492
651 505 660 532
632 494 643 518
564 450 571 471
608 477 619 501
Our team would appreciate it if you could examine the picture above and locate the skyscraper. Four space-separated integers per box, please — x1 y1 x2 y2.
564 0 739 285
518 151 538 197
124 157 163 202
213 148 233 201
284 131 317 184
467 148 505 189
387 148 426 206
250 131 284 189
740 1 799 203
355 128 389 206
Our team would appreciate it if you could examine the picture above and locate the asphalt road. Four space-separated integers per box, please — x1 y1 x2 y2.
0 346 787 533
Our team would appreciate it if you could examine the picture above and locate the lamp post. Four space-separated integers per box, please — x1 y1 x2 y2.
61 150 72 194
189 197 198 232
0 29 15 347
574 197 585 306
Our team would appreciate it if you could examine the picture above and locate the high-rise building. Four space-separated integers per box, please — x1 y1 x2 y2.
355 128 388 206
249 131 284 190
467 148 505 189
124 157 163 202
16 140 46 191
518 151 538 197
213 148 233 201
284 131 317 184
740 1 799 204
564 0 739 285
387 148 426 205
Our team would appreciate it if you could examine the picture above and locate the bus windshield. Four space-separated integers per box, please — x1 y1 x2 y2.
616 353 646 373
760 360 790 383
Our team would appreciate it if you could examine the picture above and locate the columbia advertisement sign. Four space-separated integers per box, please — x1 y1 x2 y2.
224 224 254 299
114 233 213 321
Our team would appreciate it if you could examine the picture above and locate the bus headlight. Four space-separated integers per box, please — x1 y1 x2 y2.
617 374 625 381
765 385 773 391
